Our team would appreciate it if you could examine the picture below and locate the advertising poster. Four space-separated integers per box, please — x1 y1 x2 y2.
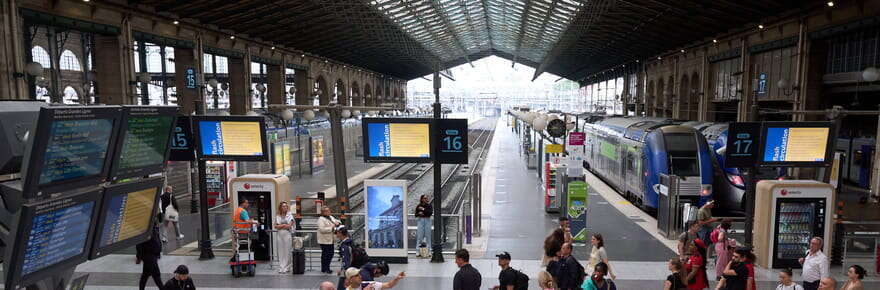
567 181 588 243
311 136 325 172
273 142 291 176
364 180 408 259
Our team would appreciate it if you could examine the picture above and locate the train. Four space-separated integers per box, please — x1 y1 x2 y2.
680 122 747 215
581 117 715 213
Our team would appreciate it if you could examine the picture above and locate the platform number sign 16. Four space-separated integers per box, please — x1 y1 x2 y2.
437 119 468 164
724 122 762 168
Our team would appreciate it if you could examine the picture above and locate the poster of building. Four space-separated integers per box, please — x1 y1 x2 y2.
274 142 291 176
364 179 408 259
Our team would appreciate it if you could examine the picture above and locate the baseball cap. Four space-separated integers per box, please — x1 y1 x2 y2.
495 251 511 260
174 265 189 275
345 267 360 279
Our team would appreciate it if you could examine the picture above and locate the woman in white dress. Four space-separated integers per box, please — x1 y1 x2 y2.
274 202 294 273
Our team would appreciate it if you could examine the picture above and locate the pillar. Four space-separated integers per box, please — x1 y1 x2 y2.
267 63 284 106
699 49 710 121
227 57 250 115
174 47 198 115
93 34 130 105
737 39 752 121
294 69 310 105
0 0 27 100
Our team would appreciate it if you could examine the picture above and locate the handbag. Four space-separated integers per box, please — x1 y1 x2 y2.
164 205 179 222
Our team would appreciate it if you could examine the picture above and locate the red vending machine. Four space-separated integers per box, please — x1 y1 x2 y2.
754 180 834 269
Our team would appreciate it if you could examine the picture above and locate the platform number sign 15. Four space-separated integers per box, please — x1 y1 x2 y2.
168 116 195 161
724 122 762 168
437 119 468 164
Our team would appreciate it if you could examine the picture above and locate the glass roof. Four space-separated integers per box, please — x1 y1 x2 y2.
371 0 585 64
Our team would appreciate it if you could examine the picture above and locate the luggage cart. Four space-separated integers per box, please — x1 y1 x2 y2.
230 223 257 277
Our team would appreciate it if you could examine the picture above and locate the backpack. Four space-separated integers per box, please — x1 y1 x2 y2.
513 268 530 287
350 243 369 268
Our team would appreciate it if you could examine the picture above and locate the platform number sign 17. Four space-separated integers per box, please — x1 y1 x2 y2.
437 119 468 164
724 122 762 168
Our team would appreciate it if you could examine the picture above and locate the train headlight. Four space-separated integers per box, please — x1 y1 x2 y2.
700 184 712 196
726 173 745 187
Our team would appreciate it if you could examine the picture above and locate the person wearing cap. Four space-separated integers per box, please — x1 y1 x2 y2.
493 252 528 290
163 265 196 290
697 199 719 248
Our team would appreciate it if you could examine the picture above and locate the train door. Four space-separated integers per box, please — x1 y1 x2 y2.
624 147 636 195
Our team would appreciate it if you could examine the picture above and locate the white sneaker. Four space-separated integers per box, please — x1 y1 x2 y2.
177 234 185 240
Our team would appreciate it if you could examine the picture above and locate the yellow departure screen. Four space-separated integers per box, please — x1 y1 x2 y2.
99 187 157 246
389 123 430 157
763 127 830 162
219 122 263 155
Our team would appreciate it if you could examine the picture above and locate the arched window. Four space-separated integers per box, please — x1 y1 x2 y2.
63 86 78 104
60 50 82 71
31 46 51 68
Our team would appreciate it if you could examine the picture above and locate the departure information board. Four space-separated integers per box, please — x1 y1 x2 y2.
40 119 114 184
760 122 834 166
193 116 268 161
91 178 163 258
20 106 122 198
110 106 177 180
7 191 100 286
362 118 433 163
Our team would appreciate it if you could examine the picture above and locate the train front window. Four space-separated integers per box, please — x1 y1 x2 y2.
664 134 700 176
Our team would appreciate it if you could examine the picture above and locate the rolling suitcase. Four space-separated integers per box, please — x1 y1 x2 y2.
291 249 305 274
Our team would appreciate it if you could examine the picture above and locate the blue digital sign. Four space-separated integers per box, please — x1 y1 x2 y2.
367 123 391 157
39 119 114 185
21 201 95 276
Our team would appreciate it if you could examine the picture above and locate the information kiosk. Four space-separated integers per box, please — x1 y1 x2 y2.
228 174 291 261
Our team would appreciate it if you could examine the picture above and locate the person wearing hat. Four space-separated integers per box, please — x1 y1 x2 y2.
493 252 528 290
163 265 196 290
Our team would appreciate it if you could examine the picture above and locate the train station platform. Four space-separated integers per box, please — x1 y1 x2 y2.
67 118 880 289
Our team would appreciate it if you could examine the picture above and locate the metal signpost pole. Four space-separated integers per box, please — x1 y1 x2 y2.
195 97 214 260
743 167 756 246
431 67 445 263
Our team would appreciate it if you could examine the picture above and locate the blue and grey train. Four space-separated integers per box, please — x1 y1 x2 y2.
582 117 715 212
680 122 746 214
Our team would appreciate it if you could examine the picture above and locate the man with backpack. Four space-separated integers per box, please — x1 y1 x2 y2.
336 227 353 290
493 252 529 290
547 242 585 290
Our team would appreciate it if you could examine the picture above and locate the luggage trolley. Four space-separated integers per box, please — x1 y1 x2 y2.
230 222 257 277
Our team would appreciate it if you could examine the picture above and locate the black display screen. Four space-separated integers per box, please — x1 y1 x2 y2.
20 106 123 198
39 119 114 184
91 178 163 259
6 191 101 288
110 106 177 180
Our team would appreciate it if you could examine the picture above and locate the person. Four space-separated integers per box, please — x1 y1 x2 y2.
678 221 700 258
359 261 390 281
320 281 337 290
817 277 835 290
799 237 829 290
696 200 719 248
453 249 482 290
581 262 616 290
559 216 573 243
716 247 755 290
163 265 196 290
344 267 404 290
233 199 259 234
160 185 184 242
318 206 341 274
414 194 433 256
665 258 687 290
682 241 707 290
714 221 735 280
543 228 566 266
587 233 615 279
548 242 585 290
493 252 527 290
841 265 866 290
776 268 804 290
537 270 556 290
274 201 294 274
336 227 353 290
136 222 163 290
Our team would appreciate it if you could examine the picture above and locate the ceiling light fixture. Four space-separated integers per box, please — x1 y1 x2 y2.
713 39 718 43
229 35 235 40
827 1 834 7
758 24 764 29
173 20 179 25
681 49 685 53
657 56 662 60
271 46 276 50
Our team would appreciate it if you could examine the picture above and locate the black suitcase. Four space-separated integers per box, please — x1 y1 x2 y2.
291 249 305 274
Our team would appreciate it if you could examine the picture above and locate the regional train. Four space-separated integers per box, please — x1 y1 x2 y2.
680 122 747 214
581 117 715 213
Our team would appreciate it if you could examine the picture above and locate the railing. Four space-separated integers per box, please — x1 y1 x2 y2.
838 221 880 275
207 201 234 247
297 212 464 252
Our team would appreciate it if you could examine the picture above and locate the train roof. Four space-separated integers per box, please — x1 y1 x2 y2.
589 116 676 141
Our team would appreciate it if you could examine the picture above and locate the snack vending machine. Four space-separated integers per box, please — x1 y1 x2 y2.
754 180 834 269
